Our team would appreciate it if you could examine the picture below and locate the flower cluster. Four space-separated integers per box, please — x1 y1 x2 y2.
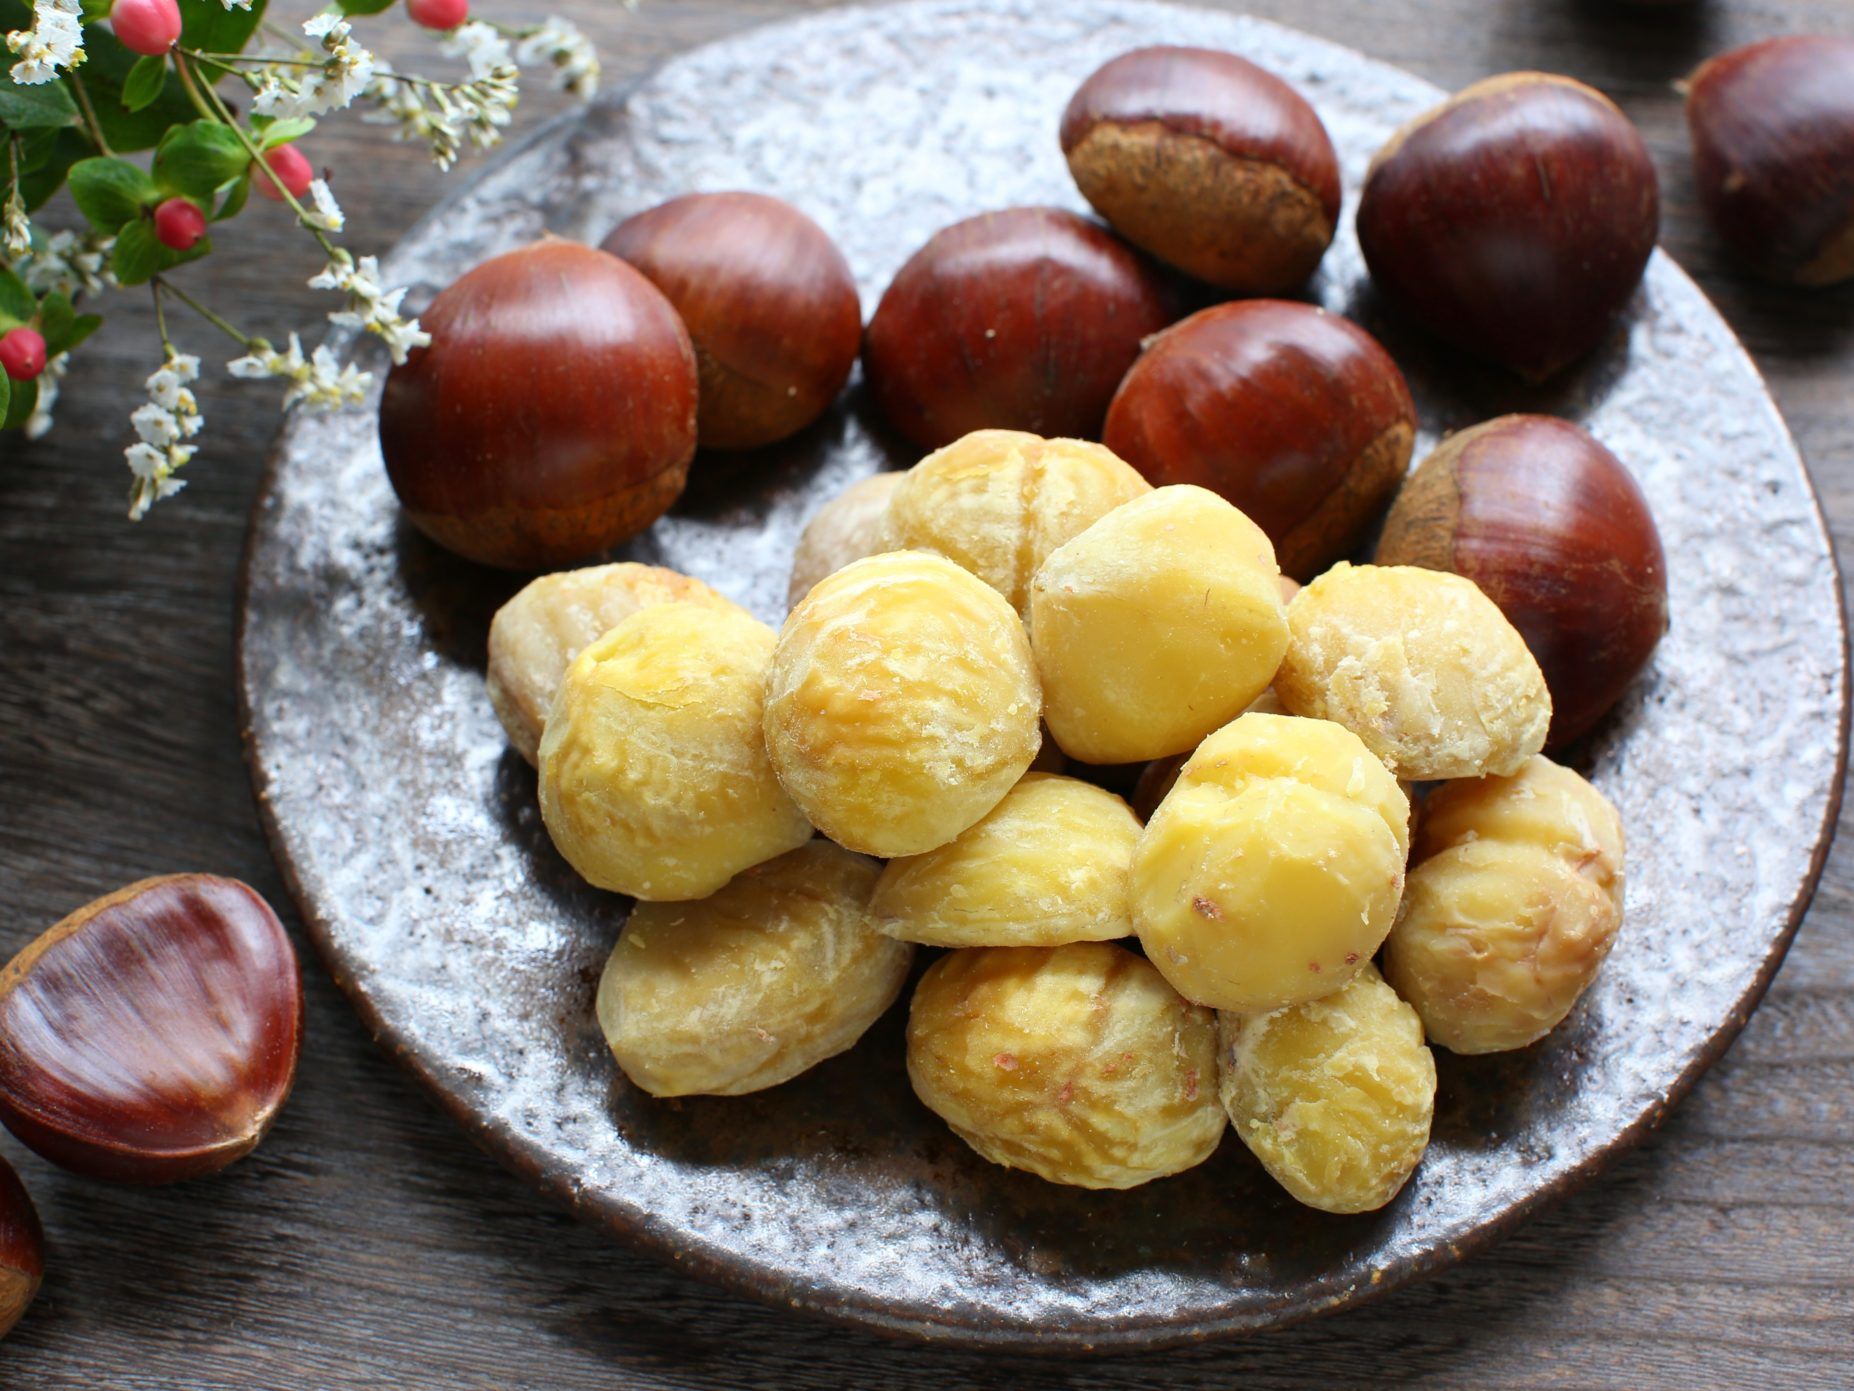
19 229 114 298
515 18 600 100
308 250 430 363
125 353 202 521
5 0 83 87
228 333 372 411
253 15 378 121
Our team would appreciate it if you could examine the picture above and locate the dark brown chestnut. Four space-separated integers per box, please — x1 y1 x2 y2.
1102 299 1416 579
380 240 698 570
0 874 303 1185
1059 45 1342 293
602 192 863 449
1686 36 1854 287
1376 414 1668 747
0 1153 42 1339
863 207 1177 450
1357 73 1659 381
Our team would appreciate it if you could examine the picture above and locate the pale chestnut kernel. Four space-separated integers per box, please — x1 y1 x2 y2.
870 773 1142 947
764 550 1041 857
538 604 813 901
1275 562 1551 778
1218 964 1435 1214
882 429 1151 615
1131 711 1409 1013
786 471 903 609
1382 755 1624 1054
906 941 1224 1189
597 842 912 1097
1028 484 1289 764
487 562 744 765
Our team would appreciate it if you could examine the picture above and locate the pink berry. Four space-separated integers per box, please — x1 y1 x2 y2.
110 0 181 57
406 0 468 30
0 328 47 382
255 145 315 202
153 197 207 251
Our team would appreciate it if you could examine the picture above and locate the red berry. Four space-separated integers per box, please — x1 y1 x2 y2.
0 328 47 382
255 145 315 202
406 0 468 30
110 0 181 57
153 197 207 252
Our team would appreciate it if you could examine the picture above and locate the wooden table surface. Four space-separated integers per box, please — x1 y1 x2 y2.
3 0 1852 1385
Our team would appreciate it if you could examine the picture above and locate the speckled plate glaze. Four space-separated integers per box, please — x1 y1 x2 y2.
238 0 1849 1352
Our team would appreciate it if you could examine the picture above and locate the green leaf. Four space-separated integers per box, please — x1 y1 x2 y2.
254 116 315 149
0 376 10 429
0 267 34 325
109 217 209 286
213 173 250 222
0 73 78 130
80 29 199 153
1 374 34 431
153 121 249 199
338 0 397 15
178 0 267 58
68 156 159 232
36 290 74 348
19 128 89 210
121 55 169 113
66 312 103 351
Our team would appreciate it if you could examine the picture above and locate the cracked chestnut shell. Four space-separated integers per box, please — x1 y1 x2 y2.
1103 300 1416 580
863 207 1177 450
602 192 862 448
1686 36 1854 287
0 875 303 1185
0 1154 41 1339
1357 73 1659 380
1060 45 1341 293
1376 414 1667 748
380 240 698 570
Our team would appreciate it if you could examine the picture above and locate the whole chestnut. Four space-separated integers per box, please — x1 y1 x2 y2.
0 875 303 1184
380 239 698 570
863 207 1176 450
0 1154 41 1339
1356 73 1659 381
1103 300 1416 579
602 192 862 448
1060 45 1341 293
1686 36 1854 287
1376 414 1667 747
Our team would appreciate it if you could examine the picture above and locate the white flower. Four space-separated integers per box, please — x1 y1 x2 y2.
515 18 599 99
362 63 466 171
131 402 182 447
124 350 202 521
6 0 84 86
445 21 513 81
2 183 29 260
309 251 430 365
227 332 373 411
24 351 65 439
19 229 114 298
302 178 344 232
253 14 376 118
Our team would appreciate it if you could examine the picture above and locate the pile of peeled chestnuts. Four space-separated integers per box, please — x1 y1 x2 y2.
368 30 1854 1213
0 873 304 1338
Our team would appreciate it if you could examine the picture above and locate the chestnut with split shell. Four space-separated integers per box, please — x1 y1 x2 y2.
0 1153 42 1339
0 874 303 1184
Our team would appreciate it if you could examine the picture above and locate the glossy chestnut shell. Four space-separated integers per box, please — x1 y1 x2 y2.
1356 73 1659 381
1686 36 1854 287
0 1153 41 1339
0 874 304 1184
1103 300 1416 579
863 207 1177 450
379 240 698 570
602 192 863 448
1376 414 1668 747
1060 45 1341 293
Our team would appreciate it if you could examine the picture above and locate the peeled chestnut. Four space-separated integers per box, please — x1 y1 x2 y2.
1686 36 1854 287
1060 45 1341 293
863 207 1176 450
602 192 862 448
1104 300 1416 579
0 875 303 1184
1357 73 1659 380
380 239 698 570
0 1154 41 1339
1377 414 1667 747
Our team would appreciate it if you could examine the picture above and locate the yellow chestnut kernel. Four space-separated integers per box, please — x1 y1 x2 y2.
597 842 911 1097
883 429 1151 615
1218 964 1435 1214
786 471 903 609
539 604 813 901
1131 712 1409 1013
487 562 744 765
906 942 1224 1189
1028 484 1289 764
764 550 1042 857
1382 755 1625 1054
1276 562 1551 779
871 773 1141 947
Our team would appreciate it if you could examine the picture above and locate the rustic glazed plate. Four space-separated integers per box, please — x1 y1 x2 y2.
238 0 1849 1352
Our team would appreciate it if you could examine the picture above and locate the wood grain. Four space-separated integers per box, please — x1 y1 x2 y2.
0 0 1850 1385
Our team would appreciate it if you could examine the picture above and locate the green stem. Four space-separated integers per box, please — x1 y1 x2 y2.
170 48 220 122
65 76 114 157
151 280 172 352
152 275 253 348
